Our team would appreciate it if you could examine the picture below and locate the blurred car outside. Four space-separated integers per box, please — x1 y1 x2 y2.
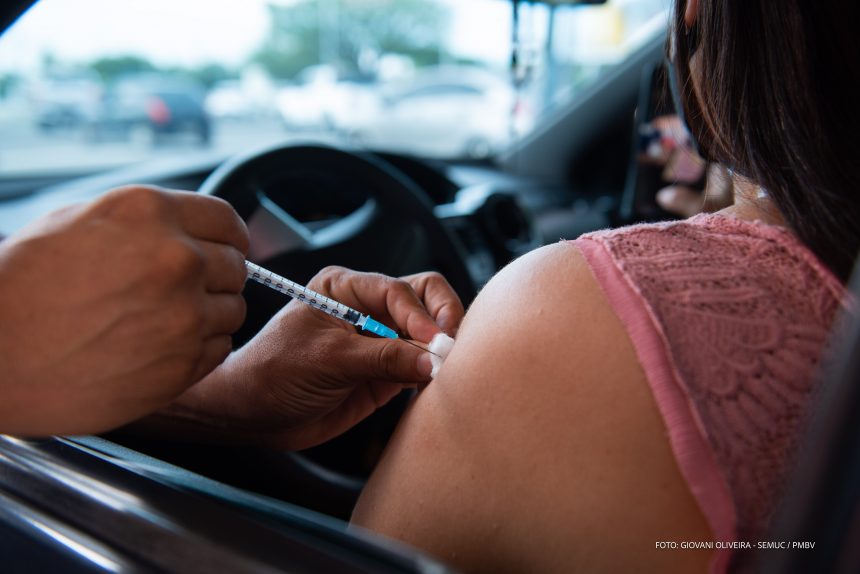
205 80 257 121
87 74 211 147
31 72 101 132
275 64 377 133
205 66 280 122
338 66 534 159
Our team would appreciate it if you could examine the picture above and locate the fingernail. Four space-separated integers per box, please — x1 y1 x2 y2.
417 352 433 379
436 310 452 334
656 187 677 206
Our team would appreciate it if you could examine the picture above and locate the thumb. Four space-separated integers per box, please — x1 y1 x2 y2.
347 336 434 383
656 185 705 218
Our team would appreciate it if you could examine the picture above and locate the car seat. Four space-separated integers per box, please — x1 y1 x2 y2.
757 260 860 573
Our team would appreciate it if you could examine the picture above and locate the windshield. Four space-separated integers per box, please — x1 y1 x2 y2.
0 0 669 176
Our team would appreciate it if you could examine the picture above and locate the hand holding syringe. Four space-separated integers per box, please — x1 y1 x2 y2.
245 261 438 355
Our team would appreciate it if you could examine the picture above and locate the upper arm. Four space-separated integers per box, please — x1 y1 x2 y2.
351 243 714 573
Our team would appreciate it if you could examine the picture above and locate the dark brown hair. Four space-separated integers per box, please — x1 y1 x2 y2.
671 1 860 281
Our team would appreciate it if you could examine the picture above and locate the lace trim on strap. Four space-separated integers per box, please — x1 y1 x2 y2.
574 214 845 574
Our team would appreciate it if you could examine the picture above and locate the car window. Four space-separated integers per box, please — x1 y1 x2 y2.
399 85 483 100
0 0 670 176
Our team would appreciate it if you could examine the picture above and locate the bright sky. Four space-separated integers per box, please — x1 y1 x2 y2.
0 0 518 75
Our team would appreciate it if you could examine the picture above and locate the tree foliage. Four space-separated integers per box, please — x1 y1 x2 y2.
179 63 236 90
251 0 451 80
79 0 452 87
85 56 236 89
0 74 22 99
90 55 156 82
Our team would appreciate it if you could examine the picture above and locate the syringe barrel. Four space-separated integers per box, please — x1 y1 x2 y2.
245 261 363 326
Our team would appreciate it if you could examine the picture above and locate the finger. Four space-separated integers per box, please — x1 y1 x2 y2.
275 381 406 451
664 146 706 183
309 267 440 341
652 115 683 133
346 336 434 384
172 192 250 255
191 334 233 383
383 278 443 343
201 293 247 337
197 240 247 294
656 186 707 218
402 272 465 337
319 382 405 432
703 164 735 210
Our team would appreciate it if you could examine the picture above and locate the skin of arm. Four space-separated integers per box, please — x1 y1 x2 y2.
351 243 714 573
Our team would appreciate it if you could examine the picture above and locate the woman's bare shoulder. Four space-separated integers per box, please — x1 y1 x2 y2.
351 243 713 573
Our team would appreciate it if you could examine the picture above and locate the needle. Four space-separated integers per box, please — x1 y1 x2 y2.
401 338 441 358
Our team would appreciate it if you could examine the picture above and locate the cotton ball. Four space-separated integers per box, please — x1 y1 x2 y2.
428 333 455 378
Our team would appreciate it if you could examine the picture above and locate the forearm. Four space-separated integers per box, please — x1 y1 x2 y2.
119 352 283 446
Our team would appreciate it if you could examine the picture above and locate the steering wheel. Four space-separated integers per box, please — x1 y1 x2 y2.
196 143 476 514
199 142 474 298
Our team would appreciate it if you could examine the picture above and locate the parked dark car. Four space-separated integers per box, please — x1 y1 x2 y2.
32 75 100 132
87 76 211 146
36 102 88 130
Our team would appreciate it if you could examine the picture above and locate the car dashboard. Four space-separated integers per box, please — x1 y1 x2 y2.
0 147 613 291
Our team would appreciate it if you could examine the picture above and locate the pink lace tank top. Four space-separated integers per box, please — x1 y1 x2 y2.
573 213 846 574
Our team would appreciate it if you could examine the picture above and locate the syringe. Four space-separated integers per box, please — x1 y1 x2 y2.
245 261 399 339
